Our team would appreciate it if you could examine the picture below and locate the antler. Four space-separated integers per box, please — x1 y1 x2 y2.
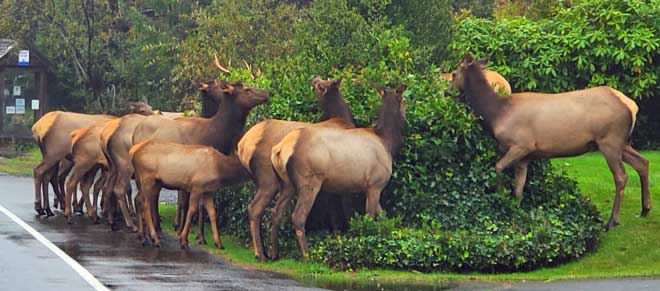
243 60 256 80
214 54 231 74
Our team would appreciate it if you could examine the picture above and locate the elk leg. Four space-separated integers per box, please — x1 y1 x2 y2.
202 194 223 249
33 160 56 215
365 187 385 218
600 145 627 229
80 169 99 223
50 162 61 209
291 179 322 259
180 191 202 249
64 167 85 223
41 166 56 217
269 183 295 261
197 203 206 245
177 191 190 236
92 170 108 212
513 160 529 201
495 146 530 173
114 172 137 232
135 192 146 244
623 145 651 216
142 182 162 247
248 184 278 261
174 190 185 231
57 159 74 210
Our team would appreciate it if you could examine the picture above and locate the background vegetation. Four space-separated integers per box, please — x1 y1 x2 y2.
2 0 658 273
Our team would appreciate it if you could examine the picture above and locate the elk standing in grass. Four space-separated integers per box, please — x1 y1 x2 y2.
130 140 249 248
270 86 407 257
450 53 650 228
237 77 355 261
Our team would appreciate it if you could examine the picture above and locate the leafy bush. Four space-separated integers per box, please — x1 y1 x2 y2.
449 0 660 147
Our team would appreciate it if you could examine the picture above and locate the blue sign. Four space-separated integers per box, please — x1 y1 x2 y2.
18 50 29 66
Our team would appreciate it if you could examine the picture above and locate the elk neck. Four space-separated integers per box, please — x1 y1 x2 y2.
200 93 219 118
319 88 355 126
462 68 509 133
375 96 406 157
206 99 250 155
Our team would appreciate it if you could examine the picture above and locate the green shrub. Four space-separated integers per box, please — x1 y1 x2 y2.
179 0 603 272
449 0 660 147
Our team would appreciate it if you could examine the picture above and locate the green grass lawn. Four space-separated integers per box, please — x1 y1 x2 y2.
2 148 659 285
0 147 41 176
159 151 660 286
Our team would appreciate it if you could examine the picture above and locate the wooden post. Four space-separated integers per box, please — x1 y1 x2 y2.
38 70 47 119
0 69 4 133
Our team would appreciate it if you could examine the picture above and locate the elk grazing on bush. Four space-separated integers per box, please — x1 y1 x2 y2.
237 77 355 261
450 53 650 229
99 105 209 231
130 141 250 248
442 69 511 95
270 86 407 258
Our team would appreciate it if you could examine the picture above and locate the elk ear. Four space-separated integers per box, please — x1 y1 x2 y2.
127 103 135 110
396 85 407 96
219 81 235 94
193 81 210 91
375 86 385 97
462 52 474 66
476 57 489 68
332 79 342 87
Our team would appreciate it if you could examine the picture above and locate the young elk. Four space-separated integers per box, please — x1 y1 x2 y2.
100 104 208 231
451 53 650 229
271 86 407 258
237 77 355 261
130 140 249 248
65 124 115 223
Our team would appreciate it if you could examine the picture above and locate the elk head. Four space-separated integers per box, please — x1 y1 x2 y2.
219 80 270 110
311 76 342 99
127 101 154 116
450 52 489 92
376 85 407 120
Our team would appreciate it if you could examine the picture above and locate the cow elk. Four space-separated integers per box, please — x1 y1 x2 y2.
130 140 249 248
237 77 355 261
270 85 407 258
450 52 650 229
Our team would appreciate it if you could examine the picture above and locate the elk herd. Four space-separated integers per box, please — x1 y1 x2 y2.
29 53 650 261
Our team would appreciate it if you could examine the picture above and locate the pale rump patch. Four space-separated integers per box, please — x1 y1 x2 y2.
610 88 639 129
100 118 122 148
129 140 151 158
71 127 92 146
32 111 60 140
270 130 301 185
237 122 265 173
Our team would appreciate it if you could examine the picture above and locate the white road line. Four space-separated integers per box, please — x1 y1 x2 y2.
0 204 109 291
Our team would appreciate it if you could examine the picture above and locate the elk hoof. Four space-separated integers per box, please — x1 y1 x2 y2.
153 241 161 248
142 239 150 247
129 226 139 233
110 223 120 231
641 208 651 217
35 208 45 216
269 251 279 261
215 242 224 250
606 220 619 230
180 242 189 249
45 209 55 217
197 237 207 245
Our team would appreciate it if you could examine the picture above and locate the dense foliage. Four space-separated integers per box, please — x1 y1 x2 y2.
449 0 660 147
182 0 604 272
3 0 609 272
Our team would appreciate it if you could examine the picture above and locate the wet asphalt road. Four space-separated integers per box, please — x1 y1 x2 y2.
2 173 660 291
0 174 326 291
